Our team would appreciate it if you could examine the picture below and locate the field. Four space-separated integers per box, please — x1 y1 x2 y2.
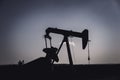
0 64 120 80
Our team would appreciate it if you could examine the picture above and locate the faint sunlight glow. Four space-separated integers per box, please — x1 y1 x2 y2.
59 41 75 47
69 41 75 47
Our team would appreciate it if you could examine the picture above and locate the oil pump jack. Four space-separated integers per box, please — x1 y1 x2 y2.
43 27 89 66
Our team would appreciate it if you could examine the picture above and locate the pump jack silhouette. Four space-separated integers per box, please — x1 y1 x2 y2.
43 27 89 65
24 27 89 72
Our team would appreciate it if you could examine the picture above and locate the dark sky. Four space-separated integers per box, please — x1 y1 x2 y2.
0 0 120 64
